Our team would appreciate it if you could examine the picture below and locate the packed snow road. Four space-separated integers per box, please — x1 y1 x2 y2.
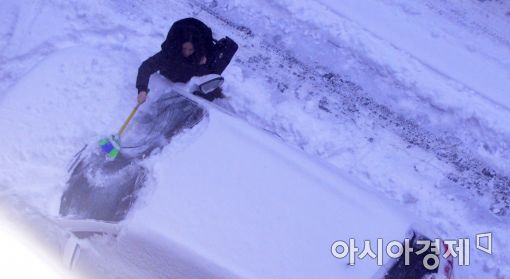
0 0 509 278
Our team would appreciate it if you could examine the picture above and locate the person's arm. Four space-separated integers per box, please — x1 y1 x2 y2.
136 51 164 103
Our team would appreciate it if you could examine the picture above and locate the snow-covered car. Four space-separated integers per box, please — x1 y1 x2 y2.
59 78 455 278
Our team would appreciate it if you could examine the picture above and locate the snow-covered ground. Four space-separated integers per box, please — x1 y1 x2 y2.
0 0 509 278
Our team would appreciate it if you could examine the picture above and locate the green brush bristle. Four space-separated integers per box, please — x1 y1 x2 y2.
99 136 121 160
98 138 109 146
107 148 120 159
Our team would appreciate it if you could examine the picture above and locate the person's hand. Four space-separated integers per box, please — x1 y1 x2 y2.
138 91 147 104
199 56 207 65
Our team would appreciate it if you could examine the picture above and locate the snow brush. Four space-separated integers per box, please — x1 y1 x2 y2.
98 104 140 160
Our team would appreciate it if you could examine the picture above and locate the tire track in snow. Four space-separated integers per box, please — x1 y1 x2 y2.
193 1 510 217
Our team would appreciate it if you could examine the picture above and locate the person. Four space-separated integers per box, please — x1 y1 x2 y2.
136 17 238 104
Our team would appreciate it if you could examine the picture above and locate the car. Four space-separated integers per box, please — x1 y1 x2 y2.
58 75 455 278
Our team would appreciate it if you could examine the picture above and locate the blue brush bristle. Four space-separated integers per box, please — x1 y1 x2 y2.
101 141 114 153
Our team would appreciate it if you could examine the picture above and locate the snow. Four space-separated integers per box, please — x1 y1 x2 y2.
0 205 75 278
319 0 510 108
0 0 509 278
73 225 240 278
129 90 410 278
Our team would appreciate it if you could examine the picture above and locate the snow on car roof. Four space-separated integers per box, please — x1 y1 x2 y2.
128 91 411 278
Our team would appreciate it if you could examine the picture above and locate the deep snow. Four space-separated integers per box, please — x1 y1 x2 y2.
0 0 509 278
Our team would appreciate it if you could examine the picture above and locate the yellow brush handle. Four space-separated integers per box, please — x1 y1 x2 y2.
117 104 140 136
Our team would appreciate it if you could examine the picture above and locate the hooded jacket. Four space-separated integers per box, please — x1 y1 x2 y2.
136 18 215 93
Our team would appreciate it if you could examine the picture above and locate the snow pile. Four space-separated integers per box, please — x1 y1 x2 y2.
0 0 509 278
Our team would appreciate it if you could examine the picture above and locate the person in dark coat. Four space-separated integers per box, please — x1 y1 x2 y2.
136 17 238 104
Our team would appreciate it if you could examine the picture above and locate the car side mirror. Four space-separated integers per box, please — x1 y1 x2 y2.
198 76 224 94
